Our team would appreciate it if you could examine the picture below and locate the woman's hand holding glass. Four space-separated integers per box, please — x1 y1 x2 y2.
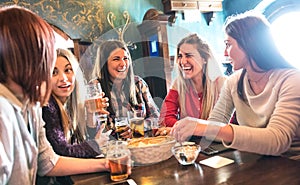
85 92 109 114
119 127 132 139
114 117 132 140
85 82 110 128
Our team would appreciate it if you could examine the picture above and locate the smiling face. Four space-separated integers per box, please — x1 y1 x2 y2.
224 34 248 71
107 48 130 82
177 43 205 81
51 56 75 103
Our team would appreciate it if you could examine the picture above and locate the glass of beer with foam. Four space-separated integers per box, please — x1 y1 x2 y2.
85 82 108 128
106 140 131 181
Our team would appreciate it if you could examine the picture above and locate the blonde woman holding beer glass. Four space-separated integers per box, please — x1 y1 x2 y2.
41 48 113 184
42 48 111 159
91 40 160 140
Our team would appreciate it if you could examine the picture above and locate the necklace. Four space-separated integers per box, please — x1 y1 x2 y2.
247 71 271 94
248 71 270 83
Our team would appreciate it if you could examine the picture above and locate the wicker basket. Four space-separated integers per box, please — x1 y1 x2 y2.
127 136 176 166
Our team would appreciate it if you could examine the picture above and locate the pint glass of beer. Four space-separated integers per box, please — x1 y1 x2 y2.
85 82 108 128
85 82 103 112
106 141 131 181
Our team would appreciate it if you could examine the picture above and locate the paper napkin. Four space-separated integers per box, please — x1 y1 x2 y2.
199 156 234 168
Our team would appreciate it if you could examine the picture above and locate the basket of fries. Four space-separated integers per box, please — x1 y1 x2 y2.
127 136 176 165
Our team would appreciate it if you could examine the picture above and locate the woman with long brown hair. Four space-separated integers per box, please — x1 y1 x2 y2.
171 11 300 159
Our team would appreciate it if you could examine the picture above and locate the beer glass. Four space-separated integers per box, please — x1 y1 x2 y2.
128 109 145 138
106 140 131 181
150 118 160 137
114 117 130 140
85 82 107 128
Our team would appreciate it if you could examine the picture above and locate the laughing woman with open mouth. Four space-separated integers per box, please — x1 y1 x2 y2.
156 33 226 136
91 40 160 139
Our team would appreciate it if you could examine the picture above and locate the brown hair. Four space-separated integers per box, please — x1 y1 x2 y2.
0 6 55 105
92 40 138 116
224 11 293 101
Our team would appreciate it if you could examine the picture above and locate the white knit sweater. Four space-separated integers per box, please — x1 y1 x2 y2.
209 68 300 156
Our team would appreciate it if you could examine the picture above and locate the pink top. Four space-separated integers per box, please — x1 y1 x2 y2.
159 86 203 127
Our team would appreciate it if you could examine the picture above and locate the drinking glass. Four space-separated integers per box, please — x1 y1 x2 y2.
114 117 130 140
86 82 103 112
143 118 159 137
85 82 107 128
150 118 160 137
106 140 131 181
128 109 145 138
94 112 108 128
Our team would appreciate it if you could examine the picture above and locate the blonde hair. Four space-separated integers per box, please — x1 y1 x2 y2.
55 48 87 142
174 34 223 119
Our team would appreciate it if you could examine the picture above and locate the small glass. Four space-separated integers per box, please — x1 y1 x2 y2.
151 118 160 137
106 140 131 182
94 112 108 128
143 117 160 137
115 117 130 140
172 143 201 165
128 109 145 138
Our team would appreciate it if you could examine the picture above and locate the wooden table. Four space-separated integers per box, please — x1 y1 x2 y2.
71 150 300 185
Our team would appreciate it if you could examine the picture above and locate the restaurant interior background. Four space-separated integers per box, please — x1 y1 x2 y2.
0 0 299 108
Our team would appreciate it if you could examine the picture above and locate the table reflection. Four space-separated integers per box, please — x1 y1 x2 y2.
71 150 300 185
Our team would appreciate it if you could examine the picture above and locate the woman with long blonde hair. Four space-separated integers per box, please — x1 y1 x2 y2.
42 48 109 158
157 34 225 135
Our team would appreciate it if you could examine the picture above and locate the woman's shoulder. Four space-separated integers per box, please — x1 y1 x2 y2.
134 75 144 82
0 83 23 110
0 96 15 114
273 68 300 77
215 76 227 92
271 68 300 85
134 75 148 86
43 95 59 114
220 70 243 89
215 75 227 84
